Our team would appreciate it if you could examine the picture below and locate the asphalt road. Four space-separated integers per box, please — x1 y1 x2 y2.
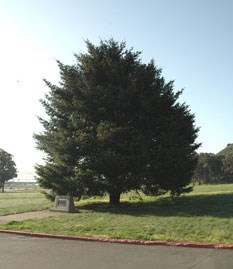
0 233 232 269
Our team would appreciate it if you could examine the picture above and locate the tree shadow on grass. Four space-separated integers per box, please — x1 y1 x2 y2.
78 193 233 218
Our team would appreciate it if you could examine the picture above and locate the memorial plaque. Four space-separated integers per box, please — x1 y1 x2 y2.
52 195 76 213
57 199 67 207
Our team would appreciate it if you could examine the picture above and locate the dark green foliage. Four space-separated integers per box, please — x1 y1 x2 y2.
41 190 56 202
217 143 233 156
222 154 233 177
193 153 223 184
194 145 233 184
218 144 233 179
0 149 17 193
34 63 86 198
35 39 199 204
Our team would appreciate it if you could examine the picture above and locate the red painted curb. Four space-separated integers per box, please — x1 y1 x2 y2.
1 229 233 249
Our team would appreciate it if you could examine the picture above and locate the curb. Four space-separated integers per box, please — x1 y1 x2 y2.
0 229 233 249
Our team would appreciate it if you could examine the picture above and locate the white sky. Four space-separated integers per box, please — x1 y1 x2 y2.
0 18 59 178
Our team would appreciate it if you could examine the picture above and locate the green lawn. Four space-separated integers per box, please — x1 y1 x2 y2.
191 183 233 194
0 192 51 216
1 184 233 244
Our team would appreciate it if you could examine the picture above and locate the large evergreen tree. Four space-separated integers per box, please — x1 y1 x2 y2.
35 39 199 205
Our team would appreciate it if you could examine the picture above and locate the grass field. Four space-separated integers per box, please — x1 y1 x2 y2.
0 192 51 216
1 184 233 244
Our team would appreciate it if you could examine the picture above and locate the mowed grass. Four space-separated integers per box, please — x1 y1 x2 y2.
1 184 233 244
0 192 51 216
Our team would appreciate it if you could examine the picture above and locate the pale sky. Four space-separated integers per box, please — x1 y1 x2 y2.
0 0 233 179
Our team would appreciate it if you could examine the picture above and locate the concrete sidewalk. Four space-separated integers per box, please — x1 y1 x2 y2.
0 210 68 224
1 233 233 269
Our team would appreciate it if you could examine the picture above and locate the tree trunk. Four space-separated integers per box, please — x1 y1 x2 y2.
1 183 4 193
109 191 121 205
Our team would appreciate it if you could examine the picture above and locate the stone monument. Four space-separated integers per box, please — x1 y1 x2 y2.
52 195 76 213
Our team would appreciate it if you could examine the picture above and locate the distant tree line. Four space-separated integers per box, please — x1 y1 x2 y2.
193 144 233 184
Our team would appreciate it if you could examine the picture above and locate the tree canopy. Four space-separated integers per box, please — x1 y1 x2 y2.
0 148 17 192
218 144 233 179
217 143 233 156
193 144 233 184
35 39 200 205
193 153 222 184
